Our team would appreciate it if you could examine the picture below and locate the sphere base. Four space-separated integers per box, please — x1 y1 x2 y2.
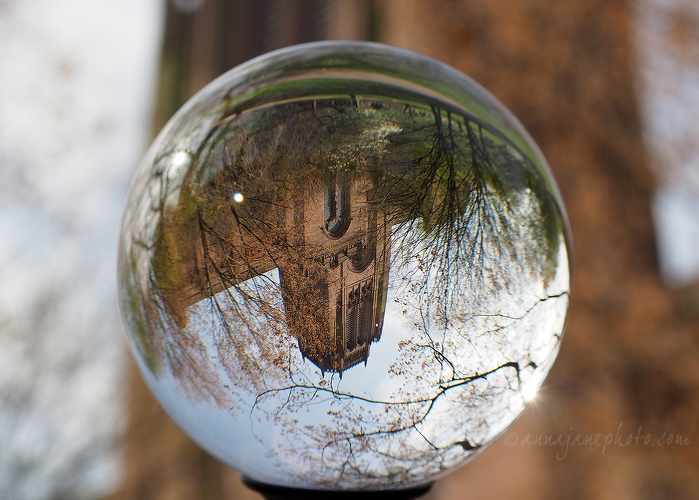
241 477 434 500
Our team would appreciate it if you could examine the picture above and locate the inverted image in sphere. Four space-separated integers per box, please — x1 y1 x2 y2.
118 41 571 491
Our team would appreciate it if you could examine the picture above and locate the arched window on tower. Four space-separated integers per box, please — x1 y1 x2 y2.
323 175 351 239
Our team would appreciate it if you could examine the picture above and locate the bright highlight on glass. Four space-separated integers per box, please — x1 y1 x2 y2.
118 41 571 492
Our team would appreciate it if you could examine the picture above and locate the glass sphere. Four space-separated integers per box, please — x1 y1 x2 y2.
118 41 570 491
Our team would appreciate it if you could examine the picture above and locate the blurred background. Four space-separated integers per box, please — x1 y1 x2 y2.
2 0 699 498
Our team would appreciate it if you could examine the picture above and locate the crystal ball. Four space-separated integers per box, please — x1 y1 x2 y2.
118 41 570 491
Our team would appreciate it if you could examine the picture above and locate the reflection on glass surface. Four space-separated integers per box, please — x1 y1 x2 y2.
118 41 571 491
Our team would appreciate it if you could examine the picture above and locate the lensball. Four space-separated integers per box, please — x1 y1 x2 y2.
118 41 570 492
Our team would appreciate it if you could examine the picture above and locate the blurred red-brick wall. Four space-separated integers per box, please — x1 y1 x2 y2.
111 1 699 499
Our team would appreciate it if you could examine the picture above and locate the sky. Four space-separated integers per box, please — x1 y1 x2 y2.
635 0 699 286
0 0 164 498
